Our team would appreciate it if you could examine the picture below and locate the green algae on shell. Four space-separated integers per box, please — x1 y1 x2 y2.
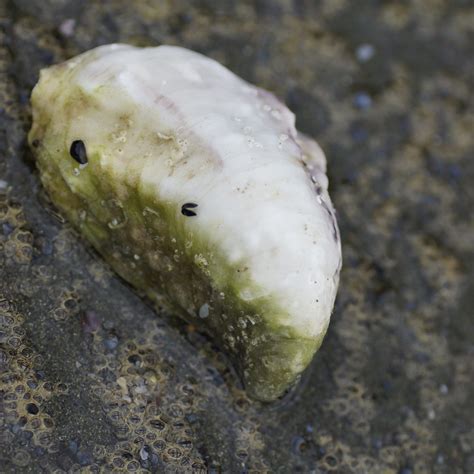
28 44 342 401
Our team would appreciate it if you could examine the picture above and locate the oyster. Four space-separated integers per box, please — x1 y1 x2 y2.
29 44 342 401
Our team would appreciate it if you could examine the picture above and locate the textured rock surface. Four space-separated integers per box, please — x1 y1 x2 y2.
1 0 473 472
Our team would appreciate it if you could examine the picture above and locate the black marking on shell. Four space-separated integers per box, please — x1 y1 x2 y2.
181 202 198 217
69 140 88 165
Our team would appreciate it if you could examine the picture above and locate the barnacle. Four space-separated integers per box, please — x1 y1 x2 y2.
28 44 342 401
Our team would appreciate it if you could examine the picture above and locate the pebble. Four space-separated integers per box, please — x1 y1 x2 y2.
2 222 14 236
356 43 375 62
103 335 119 350
199 303 209 319
139 446 149 461
353 92 372 110
58 19 76 38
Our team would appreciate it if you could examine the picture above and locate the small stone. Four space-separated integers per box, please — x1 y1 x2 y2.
58 19 76 38
2 222 14 236
439 384 448 395
103 335 119 350
139 446 149 461
198 303 209 319
353 92 372 110
356 43 375 62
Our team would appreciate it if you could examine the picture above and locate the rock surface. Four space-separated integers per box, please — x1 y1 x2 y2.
1 0 473 472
